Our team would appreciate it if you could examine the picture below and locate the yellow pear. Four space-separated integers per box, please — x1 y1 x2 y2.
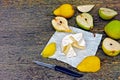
41 42 56 58
53 4 75 18
77 56 100 72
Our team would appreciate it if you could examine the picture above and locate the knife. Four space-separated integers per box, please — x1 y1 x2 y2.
33 61 83 78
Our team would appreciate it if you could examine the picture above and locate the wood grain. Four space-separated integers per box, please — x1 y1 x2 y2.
0 0 120 80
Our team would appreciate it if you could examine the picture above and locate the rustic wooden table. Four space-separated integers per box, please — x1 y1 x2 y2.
0 0 120 80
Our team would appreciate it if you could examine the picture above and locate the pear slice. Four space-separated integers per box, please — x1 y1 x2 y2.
102 38 120 56
76 13 93 30
77 5 95 12
52 16 72 32
99 7 118 20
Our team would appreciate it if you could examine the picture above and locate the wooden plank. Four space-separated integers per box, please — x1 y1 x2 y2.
0 0 120 80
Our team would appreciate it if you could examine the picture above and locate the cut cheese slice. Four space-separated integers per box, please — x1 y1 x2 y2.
63 44 76 57
61 33 86 57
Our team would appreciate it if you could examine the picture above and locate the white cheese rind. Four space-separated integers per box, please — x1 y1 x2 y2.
61 33 86 57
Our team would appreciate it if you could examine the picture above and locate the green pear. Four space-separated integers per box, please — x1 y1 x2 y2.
99 7 118 20
76 13 93 30
102 38 120 57
104 20 120 39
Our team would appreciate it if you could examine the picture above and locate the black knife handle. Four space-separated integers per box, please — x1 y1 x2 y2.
55 66 83 77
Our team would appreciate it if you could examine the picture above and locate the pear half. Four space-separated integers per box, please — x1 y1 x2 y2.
99 7 118 20
77 5 95 12
52 16 72 32
76 13 93 30
102 38 120 57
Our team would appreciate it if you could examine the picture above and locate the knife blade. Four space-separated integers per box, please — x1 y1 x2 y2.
33 61 83 77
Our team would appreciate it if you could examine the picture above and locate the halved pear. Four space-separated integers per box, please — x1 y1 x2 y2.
99 7 118 20
77 5 95 12
76 13 93 30
102 38 120 57
52 16 72 32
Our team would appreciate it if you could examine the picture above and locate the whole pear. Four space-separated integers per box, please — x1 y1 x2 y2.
53 4 75 18
104 20 120 39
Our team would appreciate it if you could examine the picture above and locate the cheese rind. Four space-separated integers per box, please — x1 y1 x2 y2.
61 33 86 57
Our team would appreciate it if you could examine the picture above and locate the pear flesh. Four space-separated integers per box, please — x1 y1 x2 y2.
76 13 93 30
52 16 72 32
102 38 120 56
77 5 95 12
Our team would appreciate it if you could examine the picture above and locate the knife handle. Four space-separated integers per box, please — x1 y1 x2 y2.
55 66 83 77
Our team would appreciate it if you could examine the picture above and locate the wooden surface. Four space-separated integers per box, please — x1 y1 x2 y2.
0 0 120 80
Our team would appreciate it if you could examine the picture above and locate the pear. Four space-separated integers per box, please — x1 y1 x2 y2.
41 42 56 58
102 38 120 57
76 13 94 30
52 16 72 32
104 20 120 39
77 5 95 12
77 56 100 72
53 4 75 18
99 7 118 20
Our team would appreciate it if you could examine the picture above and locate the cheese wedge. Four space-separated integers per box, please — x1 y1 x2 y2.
61 33 86 57
63 44 76 57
